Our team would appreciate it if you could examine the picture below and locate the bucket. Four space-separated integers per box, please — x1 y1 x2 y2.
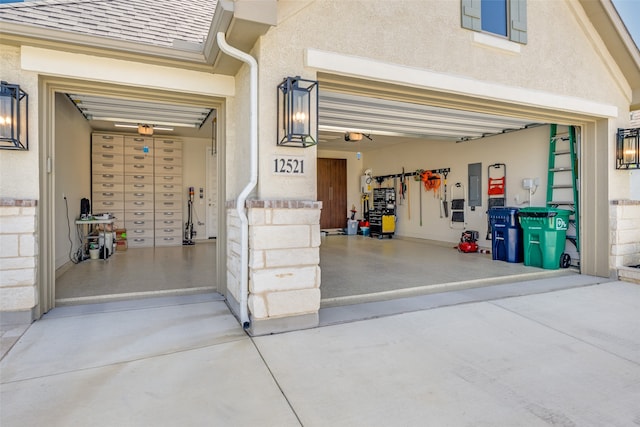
89 248 100 260
361 226 370 237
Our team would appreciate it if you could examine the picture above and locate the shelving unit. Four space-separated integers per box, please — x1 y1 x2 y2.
75 218 115 260
370 187 396 239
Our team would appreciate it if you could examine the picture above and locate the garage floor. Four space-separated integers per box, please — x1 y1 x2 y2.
56 235 574 307
55 240 217 304
319 235 575 306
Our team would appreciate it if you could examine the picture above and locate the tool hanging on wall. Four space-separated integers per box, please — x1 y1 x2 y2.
372 168 451 225
485 163 507 240
415 170 424 226
442 170 449 218
407 177 411 220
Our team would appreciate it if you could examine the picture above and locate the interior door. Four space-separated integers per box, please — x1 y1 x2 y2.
317 158 347 229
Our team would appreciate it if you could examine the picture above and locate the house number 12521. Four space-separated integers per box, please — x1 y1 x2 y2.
273 156 305 175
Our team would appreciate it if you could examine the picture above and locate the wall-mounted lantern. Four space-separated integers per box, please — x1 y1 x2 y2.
616 128 639 169
0 81 29 150
277 76 318 148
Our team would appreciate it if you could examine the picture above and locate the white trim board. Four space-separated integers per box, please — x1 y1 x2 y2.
305 48 618 119
21 46 235 97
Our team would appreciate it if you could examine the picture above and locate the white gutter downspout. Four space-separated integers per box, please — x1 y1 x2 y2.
216 31 258 329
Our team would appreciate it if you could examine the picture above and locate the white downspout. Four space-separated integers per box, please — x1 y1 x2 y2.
216 31 258 329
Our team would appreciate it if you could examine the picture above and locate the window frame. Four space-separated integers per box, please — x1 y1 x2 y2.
461 0 527 44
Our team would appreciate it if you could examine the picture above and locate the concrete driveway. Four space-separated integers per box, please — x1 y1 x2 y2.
1 279 639 426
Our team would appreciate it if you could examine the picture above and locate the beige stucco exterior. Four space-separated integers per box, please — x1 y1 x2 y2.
1 0 639 331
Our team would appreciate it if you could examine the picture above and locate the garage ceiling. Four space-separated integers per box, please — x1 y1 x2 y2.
318 91 540 152
66 93 215 138
64 90 539 146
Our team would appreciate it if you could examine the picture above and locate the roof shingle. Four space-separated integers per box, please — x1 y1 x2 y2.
0 0 218 49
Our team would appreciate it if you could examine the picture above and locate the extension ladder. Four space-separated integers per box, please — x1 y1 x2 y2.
546 124 580 260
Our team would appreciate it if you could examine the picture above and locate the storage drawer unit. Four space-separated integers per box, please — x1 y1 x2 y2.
90 133 186 248
153 138 183 246
128 236 154 248
124 182 153 193
125 174 154 185
125 200 154 212
93 182 124 193
92 134 124 154
125 219 154 230
155 236 182 246
155 191 181 202
155 200 180 212
125 191 154 202
92 134 124 221
155 164 182 176
92 160 124 174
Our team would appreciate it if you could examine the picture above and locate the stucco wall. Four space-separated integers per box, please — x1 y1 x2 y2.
0 45 40 200
252 0 636 202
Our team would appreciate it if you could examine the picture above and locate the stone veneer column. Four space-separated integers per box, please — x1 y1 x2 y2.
226 199 322 335
610 200 640 284
0 198 38 325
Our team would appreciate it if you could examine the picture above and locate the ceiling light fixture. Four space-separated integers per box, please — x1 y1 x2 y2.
114 123 174 132
344 132 373 142
138 124 153 136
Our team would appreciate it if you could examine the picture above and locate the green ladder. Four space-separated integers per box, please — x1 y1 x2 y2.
546 124 580 255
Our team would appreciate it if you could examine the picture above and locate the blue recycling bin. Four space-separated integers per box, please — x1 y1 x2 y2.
489 207 523 263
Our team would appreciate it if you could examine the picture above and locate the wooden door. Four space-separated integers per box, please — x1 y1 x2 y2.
317 158 347 229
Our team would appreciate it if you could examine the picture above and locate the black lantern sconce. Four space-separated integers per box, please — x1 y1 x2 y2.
277 76 318 148
0 81 29 150
616 127 639 169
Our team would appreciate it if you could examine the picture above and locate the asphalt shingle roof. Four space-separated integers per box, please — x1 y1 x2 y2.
0 0 218 49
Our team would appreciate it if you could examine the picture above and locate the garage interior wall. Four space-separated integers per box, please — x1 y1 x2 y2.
54 94 91 269
362 125 551 244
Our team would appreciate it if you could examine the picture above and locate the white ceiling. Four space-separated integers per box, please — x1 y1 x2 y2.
317 91 540 152
65 90 539 146
66 93 215 138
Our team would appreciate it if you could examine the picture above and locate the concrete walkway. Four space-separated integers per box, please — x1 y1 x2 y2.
1 279 639 426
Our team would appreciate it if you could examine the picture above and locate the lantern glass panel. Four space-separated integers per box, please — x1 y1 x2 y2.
0 94 12 141
623 136 637 164
291 88 309 136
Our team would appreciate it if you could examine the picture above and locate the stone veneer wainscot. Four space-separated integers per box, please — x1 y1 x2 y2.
226 199 322 335
0 198 38 325
610 199 640 284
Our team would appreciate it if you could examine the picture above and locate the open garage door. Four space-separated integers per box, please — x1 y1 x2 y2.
315 75 608 306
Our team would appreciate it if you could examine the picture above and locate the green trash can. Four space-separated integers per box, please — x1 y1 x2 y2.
517 207 572 269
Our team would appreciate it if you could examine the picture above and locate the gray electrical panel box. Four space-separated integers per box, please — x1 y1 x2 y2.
468 162 482 208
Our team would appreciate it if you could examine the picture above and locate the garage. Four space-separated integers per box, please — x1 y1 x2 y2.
45 81 227 305
46 73 597 312
314 77 591 307
3 0 633 334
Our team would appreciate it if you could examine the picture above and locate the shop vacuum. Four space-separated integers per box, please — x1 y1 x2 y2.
183 186 195 245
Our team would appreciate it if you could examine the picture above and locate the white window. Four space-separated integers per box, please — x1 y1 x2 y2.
461 0 527 44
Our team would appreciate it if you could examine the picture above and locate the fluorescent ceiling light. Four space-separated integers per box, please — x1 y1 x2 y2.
114 123 174 131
